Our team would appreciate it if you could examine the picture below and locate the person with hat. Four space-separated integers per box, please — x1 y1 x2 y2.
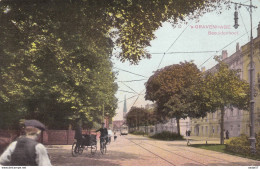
0 119 51 166
95 122 108 148
74 119 83 153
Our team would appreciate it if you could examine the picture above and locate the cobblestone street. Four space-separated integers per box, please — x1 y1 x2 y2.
47 134 260 166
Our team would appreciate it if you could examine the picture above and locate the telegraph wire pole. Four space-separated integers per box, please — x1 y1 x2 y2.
232 0 257 154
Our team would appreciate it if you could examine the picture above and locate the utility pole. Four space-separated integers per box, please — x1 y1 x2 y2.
102 104 104 124
232 0 257 154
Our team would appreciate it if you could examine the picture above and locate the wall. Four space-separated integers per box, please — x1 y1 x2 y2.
0 129 99 154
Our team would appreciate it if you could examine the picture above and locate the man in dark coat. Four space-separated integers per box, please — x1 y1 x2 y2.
74 119 83 152
96 122 108 147
0 119 51 166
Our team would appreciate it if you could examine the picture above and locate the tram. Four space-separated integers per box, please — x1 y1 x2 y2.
120 124 128 135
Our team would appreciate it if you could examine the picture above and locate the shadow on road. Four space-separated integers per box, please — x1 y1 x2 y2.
48 148 143 166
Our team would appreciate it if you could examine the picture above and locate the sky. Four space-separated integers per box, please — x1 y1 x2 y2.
112 0 260 121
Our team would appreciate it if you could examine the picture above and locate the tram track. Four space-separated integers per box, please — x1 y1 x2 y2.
126 137 177 166
142 141 236 165
126 135 260 166
125 135 256 166
126 136 214 166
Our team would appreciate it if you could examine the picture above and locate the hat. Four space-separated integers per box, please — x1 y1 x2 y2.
101 122 105 124
24 119 46 131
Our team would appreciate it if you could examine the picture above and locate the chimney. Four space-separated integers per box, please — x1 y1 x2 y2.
222 50 228 60
257 22 260 37
236 43 240 52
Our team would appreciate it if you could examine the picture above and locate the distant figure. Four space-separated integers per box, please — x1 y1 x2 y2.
114 131 117 141
0 119 51 166
74 119 83 153
186 130 188 136
225 130 229 140
188 130 191 136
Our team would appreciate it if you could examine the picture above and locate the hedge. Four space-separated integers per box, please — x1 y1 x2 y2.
149 131 184 141
226 133 260 157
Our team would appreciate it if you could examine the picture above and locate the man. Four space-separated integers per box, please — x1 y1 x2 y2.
96 122 108 147
74 119 83 153
0 119 51 166
225 130 229 140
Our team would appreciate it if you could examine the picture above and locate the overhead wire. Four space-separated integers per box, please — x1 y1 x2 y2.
199 25 258 67
151 51 218 55
114 67 148 78
117 79 147 83
118 90 137 94
117 94 139 104
120 81 139 94
157 23 191 69
238 7 250 40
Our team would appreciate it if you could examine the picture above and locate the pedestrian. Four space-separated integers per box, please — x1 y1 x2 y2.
188 130 191 136
0 119 51 166
74 119 83 153
114 131 117 141
225 130 229 140
186 130 188 136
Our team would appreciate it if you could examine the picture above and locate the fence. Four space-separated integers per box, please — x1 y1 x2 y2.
0 129 99 153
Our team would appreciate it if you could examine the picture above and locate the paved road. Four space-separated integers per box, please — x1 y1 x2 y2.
47 134 260 166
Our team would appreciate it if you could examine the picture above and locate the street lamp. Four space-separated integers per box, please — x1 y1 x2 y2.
233 4 239 29
232 0 257 154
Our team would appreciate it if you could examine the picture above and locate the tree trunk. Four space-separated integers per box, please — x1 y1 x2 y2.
176 118 180 136
220 106 225 144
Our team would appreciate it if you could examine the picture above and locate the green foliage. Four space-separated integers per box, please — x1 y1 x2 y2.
201 61 250 113
226 134 260 157
145 62 206 119
0 0 227 64
126 106 157 129
0 0 227 128
150 131 184 141
201 61 250 144
0 1 118 129
130 131 145 135
191 144 226 153
145 62 207 135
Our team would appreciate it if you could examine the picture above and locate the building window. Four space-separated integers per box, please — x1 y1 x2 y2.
206 126 208 135
230 125 233 131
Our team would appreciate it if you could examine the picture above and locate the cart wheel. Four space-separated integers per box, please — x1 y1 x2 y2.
72 142 84 157
72 142 79 157
91 145 97 155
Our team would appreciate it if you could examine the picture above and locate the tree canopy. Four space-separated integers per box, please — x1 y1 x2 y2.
201 61 250 144
0 0 227 64
145 61 207 135
126 106 157 130
0 0 228 129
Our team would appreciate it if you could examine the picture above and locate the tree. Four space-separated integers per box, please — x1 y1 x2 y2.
145 62 206 135
0 0 228 128
126 106 157 132
201 61 250 144
0 0 228 64
0 6 118 129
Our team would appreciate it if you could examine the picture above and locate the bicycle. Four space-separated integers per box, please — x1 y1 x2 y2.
72 134 97 157
100 136 107 154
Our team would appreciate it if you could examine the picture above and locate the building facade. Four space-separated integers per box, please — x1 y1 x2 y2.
190 23 260 138
240 22 260 136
